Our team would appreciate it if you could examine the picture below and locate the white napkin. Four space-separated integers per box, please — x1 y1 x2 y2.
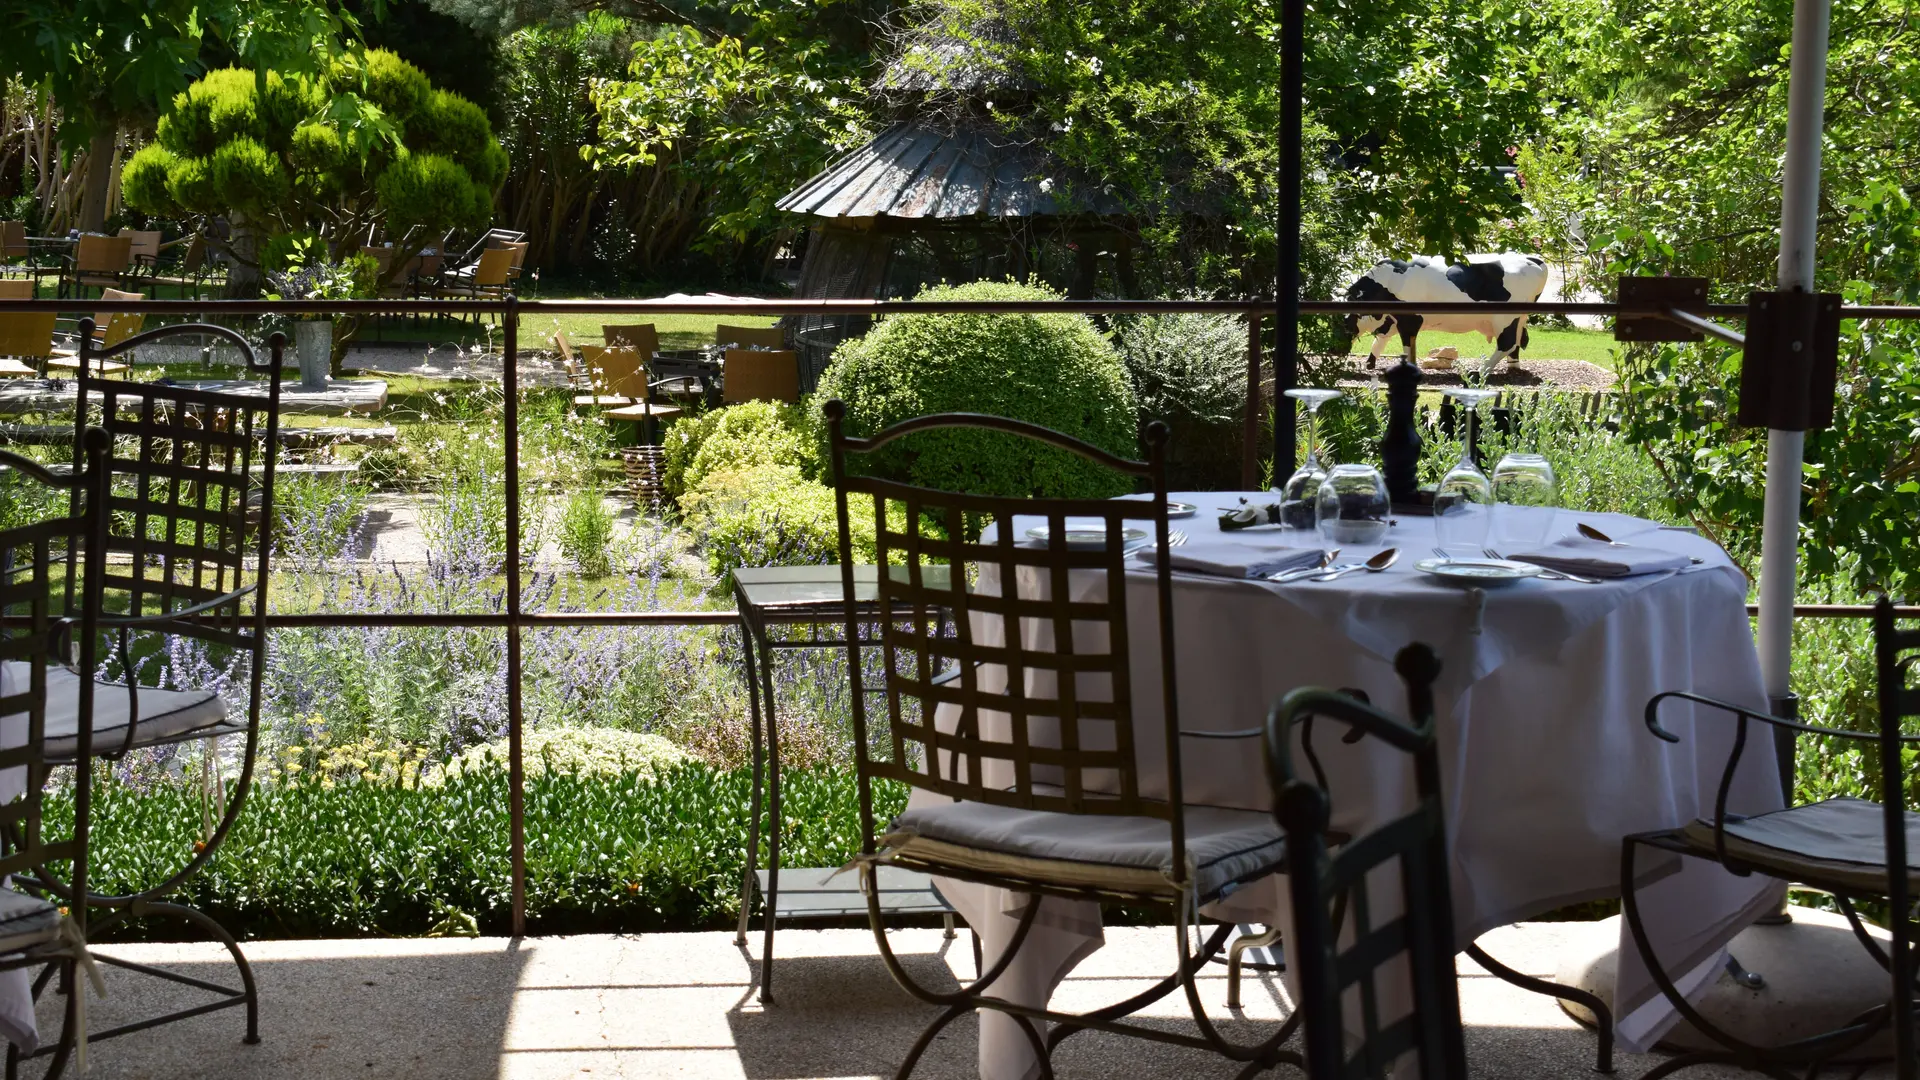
1510 536 1690 578
1138 542 1323 580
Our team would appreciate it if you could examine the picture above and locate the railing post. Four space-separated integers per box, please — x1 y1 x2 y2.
1243 311 1263 489
1274 0 1305 479
503 293 526 938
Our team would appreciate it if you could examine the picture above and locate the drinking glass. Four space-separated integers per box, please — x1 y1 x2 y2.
1432 388 1499 552
1316 463 1391 546
1280 388 1342 534
1493 452 1559 547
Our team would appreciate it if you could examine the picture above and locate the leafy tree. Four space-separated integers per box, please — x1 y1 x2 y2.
120 50 507 295
1 0 363 231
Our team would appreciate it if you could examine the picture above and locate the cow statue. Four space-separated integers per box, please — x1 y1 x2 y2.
1344 253 1549 376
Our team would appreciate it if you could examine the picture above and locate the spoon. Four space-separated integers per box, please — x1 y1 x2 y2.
1269 549 1341 582
1315 547 1399 581
1580 522 1705 564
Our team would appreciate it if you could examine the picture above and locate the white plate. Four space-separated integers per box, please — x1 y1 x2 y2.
1414 558 1544 584
1026 524 1150 550
1166 501 1197 518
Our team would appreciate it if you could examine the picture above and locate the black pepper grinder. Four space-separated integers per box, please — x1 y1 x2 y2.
1380 356 1423 506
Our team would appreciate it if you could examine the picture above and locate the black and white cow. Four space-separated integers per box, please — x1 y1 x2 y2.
1344 253 1549 375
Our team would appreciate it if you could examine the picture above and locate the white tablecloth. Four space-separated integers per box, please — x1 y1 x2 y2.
922 496 1782 1080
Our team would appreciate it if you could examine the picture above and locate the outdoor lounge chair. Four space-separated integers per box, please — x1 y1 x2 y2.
56 234 133 299
602 324 658 352
722 348 799 404
48 287 140 376
1622 595 1920 1079
823 404 1301 1077
0 281 54 376
1267 646 1468 1080
144 234 223 300
715 324 785 350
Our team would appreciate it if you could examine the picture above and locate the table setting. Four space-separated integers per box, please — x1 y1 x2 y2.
919 386 1784 1079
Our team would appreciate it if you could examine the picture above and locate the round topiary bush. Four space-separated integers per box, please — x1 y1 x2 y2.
815 280 1139 500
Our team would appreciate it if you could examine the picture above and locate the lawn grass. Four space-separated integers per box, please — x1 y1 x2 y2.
354 302 780 353
1372 326 1619 368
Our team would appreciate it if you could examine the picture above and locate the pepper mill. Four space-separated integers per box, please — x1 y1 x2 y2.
1380 356 1423 506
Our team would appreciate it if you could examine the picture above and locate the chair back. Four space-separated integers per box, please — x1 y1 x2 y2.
581 344 648 400
0 221 26 260
69 323 283 764
552 331 578 370
1874 597 1920 1072
715 324 785 350
1266 644 1465 1080
0 478 97 918
602 324 658 353
75 233 132 273
96 287 145 348
178 233 207 271
0 311 55 358
0 278 33 299
470 246 513 288
825 402 1188 857
501 241 528 269
118 228 162 262
723 348 799 404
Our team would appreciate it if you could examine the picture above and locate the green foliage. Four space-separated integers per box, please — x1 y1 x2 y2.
661 400 820 501
69 764 906 938
681 464 878 588
1114 311 1246 488
559 490 615 577
122 50 505 282
816 280 1139 503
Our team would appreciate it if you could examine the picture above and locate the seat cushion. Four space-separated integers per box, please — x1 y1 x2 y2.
887 799 1285 902
3 662 236 759
1681 797 1920 893
0 887 59 955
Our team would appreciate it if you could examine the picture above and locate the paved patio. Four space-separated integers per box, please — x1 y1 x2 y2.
40 922 1840 1079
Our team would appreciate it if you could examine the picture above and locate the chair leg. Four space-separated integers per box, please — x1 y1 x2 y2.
1464 940 1613 1072
1226 924 1282 1010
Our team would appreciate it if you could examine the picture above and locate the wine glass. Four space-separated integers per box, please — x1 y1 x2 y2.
1280 388 1342 535
1432 388 1500 553
1493 452 1559 548
1316 463 1391 546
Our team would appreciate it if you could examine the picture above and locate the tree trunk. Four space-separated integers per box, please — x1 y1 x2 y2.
222 219 264 298
76 129 115 233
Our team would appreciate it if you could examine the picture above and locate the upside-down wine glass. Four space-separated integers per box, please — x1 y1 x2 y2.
1280 388 1343 535
1432 387 1500 552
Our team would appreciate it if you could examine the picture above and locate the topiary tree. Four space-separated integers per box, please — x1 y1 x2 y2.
121 49 508 295
815 280 1139 503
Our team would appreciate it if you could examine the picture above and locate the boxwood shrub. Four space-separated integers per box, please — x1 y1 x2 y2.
815 280 1139 504
60 763 904 940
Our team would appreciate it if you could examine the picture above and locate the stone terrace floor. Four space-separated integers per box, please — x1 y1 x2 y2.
54 923 1844 1079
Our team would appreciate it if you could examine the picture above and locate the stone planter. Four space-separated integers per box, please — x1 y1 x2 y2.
294 319 332 389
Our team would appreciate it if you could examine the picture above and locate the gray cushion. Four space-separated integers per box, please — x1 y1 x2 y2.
3 662 235 760
1681 796 1920 893
0 887 59 954
887 799 1285 901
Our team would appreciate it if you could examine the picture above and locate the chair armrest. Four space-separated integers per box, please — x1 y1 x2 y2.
1181 727 1264 740
0 449 77 489
1644 690 1905 744
91 583 257 628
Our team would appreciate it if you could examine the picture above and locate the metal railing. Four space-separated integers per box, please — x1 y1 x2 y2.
4 290 1920 931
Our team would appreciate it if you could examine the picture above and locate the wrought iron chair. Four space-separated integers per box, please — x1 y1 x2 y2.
824 401 1299 1080
0 442 113 1079
19 322 284 1053
1266 644 1468 1080
1622 595 1920 1079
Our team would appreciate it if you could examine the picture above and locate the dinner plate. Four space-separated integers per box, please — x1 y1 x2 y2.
1026 524 1150 550
1414 558 1544 584
1166 501 1197 518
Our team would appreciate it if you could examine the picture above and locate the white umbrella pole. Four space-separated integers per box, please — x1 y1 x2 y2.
1757 0 1832 722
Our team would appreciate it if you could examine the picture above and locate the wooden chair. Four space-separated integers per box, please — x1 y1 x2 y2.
49 287 140 376
0 289 55 376
715 324 784 350
437 246 513 325
118 229 164 288
146 234 222 299
823 405 1297 1074
1267 646 1467 1080
0 221 27 262
58 233 133 298
723 348 799 404
580 343 681 441
602 324 658 352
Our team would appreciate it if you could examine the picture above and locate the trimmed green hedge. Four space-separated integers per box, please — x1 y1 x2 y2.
60 763 904 940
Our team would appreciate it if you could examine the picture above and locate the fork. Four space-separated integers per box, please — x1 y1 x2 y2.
1483 546 1600 584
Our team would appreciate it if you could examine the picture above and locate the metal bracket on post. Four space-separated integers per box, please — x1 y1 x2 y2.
1615 277 1711 343
1738 290 1842 432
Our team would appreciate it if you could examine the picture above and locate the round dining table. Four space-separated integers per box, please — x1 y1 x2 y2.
921 495 1784 1080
